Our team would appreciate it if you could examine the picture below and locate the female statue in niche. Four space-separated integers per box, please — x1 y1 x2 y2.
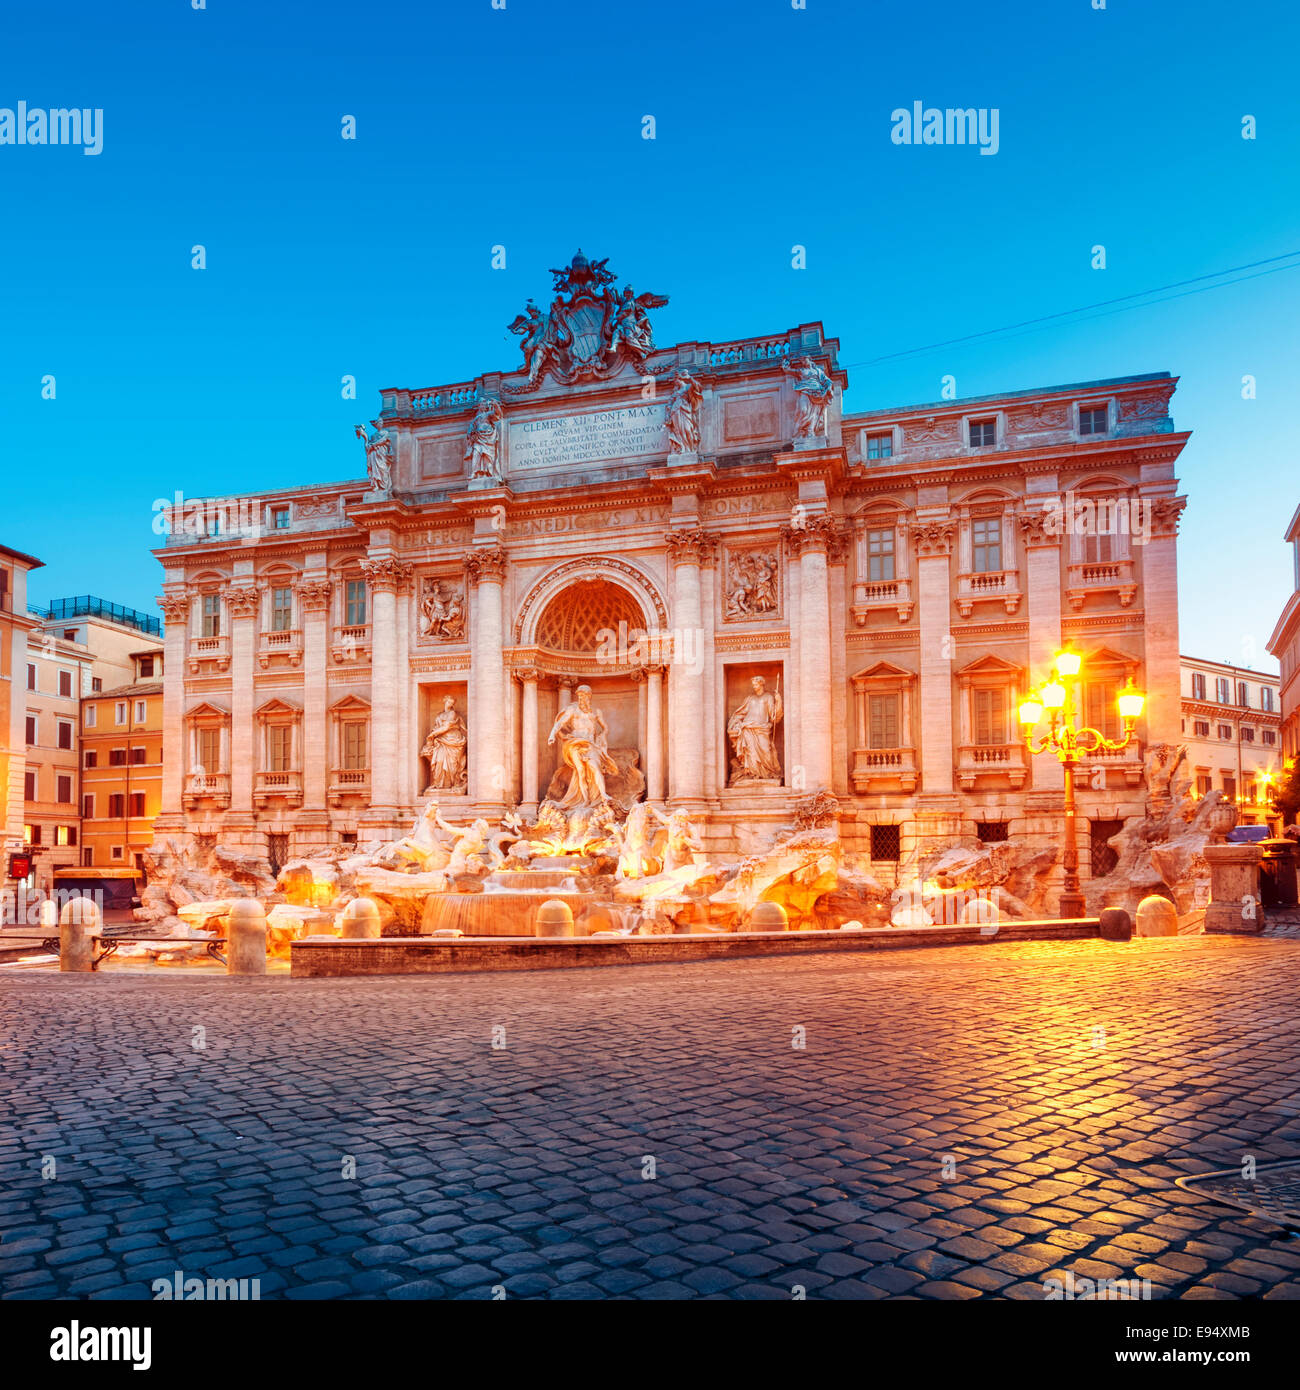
422 696 468 792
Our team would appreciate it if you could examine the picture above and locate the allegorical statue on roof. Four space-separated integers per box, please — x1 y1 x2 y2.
666 370 702 454
354 419 394 492
464 397 505 481
507 249 668 389
782 356 834 439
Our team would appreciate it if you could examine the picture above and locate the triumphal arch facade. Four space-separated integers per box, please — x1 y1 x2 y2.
153 250 1187 879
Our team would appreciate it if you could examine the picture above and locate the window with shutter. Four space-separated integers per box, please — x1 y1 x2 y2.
868 694 899 749
1085 681 1119 740
268 725 292 772
974 688 1007 745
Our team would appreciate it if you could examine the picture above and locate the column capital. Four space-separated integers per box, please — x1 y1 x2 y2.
464 543 509 583
664 528 718 565
1015 508 1063 548
157 593 190 626
360 557 414 593
782 514 849 558
222 584 260 619
297 578 333 613
910 518 956 558
512 664 542 685
1148 495 1186 538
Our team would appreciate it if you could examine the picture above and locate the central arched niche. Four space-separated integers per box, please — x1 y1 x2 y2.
534 578 647 654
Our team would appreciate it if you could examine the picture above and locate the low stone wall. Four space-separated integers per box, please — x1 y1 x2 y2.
290 918 1102 977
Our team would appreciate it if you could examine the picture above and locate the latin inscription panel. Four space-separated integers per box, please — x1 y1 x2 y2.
510 404 666 470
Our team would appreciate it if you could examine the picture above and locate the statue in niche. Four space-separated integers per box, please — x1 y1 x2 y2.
666 370 702 454
782 356 833 438
421 696 468 792
421 579 465 641
724 550 779 620
727 674 784 785
464 398 505 481
547 684 618 810
354 419 394 492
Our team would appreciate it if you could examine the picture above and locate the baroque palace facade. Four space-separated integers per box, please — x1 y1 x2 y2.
153 251 1187 880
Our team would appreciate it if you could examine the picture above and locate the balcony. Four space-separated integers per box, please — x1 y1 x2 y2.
182 772 230 810
957 743 1028 791
1066 559 1137 611
851 578 913 626
331 625 371 665
258 627 302 669
1081 741 1145 788
328 768 370 808
254 770 303 808
850 746 918 794
187 635 230 673
956 568 1021 618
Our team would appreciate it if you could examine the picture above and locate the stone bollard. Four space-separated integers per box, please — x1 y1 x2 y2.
1203 842 1264 935
1098 908 1133 942
58 896 102 973
959 898 1000 927
226 900 268 975
1135 894 1178 938
536 899 575 938
38 898 59 935
338 897 382 940
746 901 789 933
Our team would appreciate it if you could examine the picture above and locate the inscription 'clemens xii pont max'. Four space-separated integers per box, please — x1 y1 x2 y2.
510 404 667 470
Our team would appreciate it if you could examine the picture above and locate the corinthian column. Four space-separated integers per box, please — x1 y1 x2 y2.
646 664 665 802
1142 496 1185 744
516 666 540 814
466 544 509 808
665 529 713 805
157 592 191 818
783 516 843 792
224 583 260 815
911 518 956 794
361 557 412 815
297 576 332 813
1017 508 1065 791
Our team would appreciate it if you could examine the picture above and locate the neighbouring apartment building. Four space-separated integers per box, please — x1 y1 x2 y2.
1267 503 1300 770
1 544 45 870
151 250 1188 899
1180 656 1282 826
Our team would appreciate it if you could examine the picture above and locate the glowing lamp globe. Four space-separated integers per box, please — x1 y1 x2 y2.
1054 649 1082 678
1040 681 1067 711
1018 697 1044 727
1117 686 1145 722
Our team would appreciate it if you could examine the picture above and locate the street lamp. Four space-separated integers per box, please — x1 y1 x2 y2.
1019 648 1145 918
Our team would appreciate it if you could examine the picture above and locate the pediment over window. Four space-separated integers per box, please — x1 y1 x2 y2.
851 659 915 684
185 699 230 719
255 696 302 717
328 693 371 714
955 653 1024 681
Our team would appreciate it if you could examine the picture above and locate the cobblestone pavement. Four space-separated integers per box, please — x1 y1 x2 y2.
2 935 1300 1301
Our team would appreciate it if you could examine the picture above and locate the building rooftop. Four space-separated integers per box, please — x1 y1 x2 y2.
92 680 165 700
34 595 163 638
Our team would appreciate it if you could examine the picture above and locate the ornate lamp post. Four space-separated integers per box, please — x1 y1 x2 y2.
1018 648 1145 918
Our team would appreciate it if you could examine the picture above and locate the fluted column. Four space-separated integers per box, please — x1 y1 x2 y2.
665 530 712 805
517 667 540 812
157 593 191 817
361 557 411 813
1143 497 1185 744
1017 509 1065 791
911 519 956 794
646 665 665 801
783 516 841 792
297 577 332 812
224 584 260 814
467 545 508 807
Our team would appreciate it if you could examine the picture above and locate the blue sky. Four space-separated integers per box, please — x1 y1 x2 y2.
2 0 1297 670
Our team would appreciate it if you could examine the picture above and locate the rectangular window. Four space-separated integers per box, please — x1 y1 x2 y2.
867 694 899 749
268 725 292 772
342 721 368 770
109 748 127 766
25 715 36 745
345 580 367 627
865 431 893 460
1191 672 1206 700
23 770 36 801
1079 405 1108 435
27 824 41 845
976 821 1010 844
1238 681 1250 707
131 746 147 764
866 529 895 582
968 418 997 447
26 663 36 690
57 721 73 750
1262 687 1275 712
1222 775 1236 801
1090 819 1125 877
56 776 72 804
84 704 96 728
971 517 1001 573
130 793 146 818
1082 531 1115 564
83 794 95 820
1085 681 1120 741
870 824 901 861
271 587 293 632
115 701 127 725
1193 720 1209 737
973 688 1007 746
1263 730 1276 745
110 845 124 861
108 793 125 818
91 677 102 693
82 847 94 867
272 507 291 530
1241 727 1255 743
55 825 73 847
1196 773 1212 796
201 594 221 638
1215 677 1231 704
1218 724 1232 740
138 656 154 678
58 669 73 698
197 727 221 773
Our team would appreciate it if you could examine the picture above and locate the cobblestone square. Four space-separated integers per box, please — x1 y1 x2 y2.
2 934 1299 1301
